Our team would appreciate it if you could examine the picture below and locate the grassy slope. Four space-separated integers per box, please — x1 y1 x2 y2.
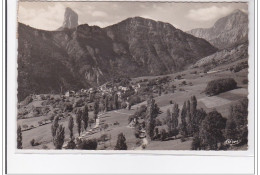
18 64 248 150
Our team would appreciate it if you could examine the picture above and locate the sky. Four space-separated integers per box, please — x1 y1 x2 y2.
18 1 248 31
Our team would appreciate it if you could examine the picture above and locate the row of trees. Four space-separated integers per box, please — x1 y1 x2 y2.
192 98 248 150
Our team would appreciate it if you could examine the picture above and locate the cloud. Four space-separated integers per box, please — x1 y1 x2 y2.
186 6 233 21
18 3 66 30
92 11 107 17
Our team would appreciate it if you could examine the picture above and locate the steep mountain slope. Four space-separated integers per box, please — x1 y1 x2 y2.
188 9 248 49
18 17 217 101
17 24 87 101
191 41 248 69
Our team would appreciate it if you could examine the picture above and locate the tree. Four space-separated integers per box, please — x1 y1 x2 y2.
76 110 82 136
82 104 89 131
145 97 159 140
166 104 179 138
180 101 188 137
193 108 207 133
199 110 227 150
225 98 248 144
104 95 109 111
128 102 132 110
191 134 202 150
67 139 76 149
53 125 65 149
93 100 99 121
158 85 162 96
171 103 179 138
68 116 74 139
204 78 237 96
17 125 22 149
51 116 59 138
114 133 127 150
190 96 197 117
114 93 119 109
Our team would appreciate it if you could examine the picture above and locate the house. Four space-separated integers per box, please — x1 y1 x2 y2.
65 90 75 97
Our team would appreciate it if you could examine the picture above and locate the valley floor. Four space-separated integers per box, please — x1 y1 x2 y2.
17 63 248 150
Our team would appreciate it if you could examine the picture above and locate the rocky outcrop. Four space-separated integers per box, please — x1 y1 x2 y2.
17 16 217 101
58 7 78 30
187 9 248 49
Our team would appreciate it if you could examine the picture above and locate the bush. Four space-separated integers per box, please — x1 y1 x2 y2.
121 102 127 109
175 75 182 80
204 78 237 96
242 79 248 85
77 139 98 150
99 134 109 142
160 129 167 141
30 139 40 146
67 139 76 149
128 95 142 106
42 145 48 149
64 102 73 112
74 98 84 107
30 139 35 146
40 95 46 100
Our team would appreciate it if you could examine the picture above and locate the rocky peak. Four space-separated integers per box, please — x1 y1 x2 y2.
187 9 248 49
61 7 78 29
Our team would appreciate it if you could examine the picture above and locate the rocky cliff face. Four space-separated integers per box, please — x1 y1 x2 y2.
58 7 78 30
18 16 217 101
188 9 248 49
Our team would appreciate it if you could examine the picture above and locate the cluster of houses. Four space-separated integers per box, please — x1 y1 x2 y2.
64 83 142 99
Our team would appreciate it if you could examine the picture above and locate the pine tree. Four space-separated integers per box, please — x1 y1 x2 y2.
145 97 159 140
82 104 89 131
68 116 74 139
104 95 109 112
114 133 127 150
53 125 65 149
114 93 119 109
76 110 82 136
94 100 99 121
180 101 188 138
51 116 59 138
17 125 22 149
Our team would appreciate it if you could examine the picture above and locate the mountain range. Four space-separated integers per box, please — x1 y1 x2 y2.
187 9 248 49
17 8 247 101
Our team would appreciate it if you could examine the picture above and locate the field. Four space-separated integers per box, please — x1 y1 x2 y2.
17 63 248 150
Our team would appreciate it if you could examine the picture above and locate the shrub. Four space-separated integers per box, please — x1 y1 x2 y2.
99 134 109 142
63 102 73 112
42 145 48 149
114 133 127 150
77 139 98 150
204 78 237 96
160 129 167 141
175 75 182 80
22 124 28 129
67 139 76 149
30 139 40 146
128 95 142 106
121 102 127 109
242 79 248 85
74 98 84 108
40 95 46 100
